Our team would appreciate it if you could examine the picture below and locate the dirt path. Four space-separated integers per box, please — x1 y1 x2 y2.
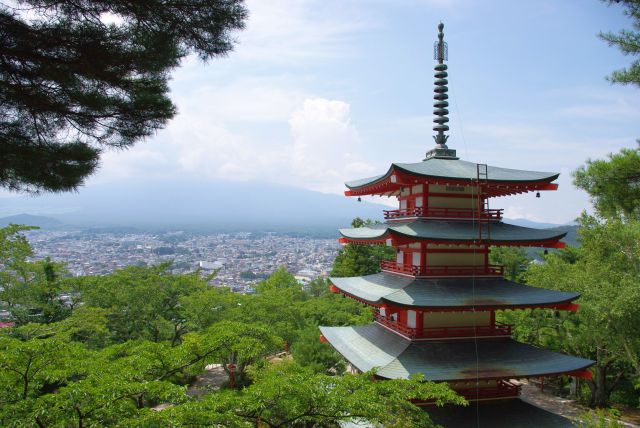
520 380 640 427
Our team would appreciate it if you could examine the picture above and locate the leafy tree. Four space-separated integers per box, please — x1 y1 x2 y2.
525 217 640 406
0 337 84 402
255 266 301 293
180 286 244 331
573 148 640 221
289 324 347 374
133 361 465 427
78 264 208 344
489 246 532 282
600 0 640 88
331 218 395 277
0 225 73 324
0 0 247 193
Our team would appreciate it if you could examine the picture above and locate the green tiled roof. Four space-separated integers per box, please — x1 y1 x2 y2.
345 158 559 189
428 399 575 428
320 324 593 381
339 220 566 244
330 273 579 309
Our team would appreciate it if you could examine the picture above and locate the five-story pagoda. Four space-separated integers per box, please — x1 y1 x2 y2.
320 23 594 427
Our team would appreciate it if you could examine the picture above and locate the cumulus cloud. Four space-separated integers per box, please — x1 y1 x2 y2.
159 94 375 194
289 98 375 193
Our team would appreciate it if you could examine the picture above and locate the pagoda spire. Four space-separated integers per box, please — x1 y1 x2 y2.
426 22 458 160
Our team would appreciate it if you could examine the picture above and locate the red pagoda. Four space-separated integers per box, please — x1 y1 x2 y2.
320 23 594 427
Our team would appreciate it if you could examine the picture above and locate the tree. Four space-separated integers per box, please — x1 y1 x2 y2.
0 225 74 324
255 266 301 293
573 147 640 221
489 246 532 282
78 264 209 344
0 0 247 193
331 218 395 277
600 0 640 88
133 361 465 427
525 217 640 407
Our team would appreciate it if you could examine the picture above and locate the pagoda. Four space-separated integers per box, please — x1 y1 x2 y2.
320 23 594 427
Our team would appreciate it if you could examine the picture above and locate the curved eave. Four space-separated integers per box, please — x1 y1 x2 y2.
320 324 594 382
329 273 581 310
344 160 560 197
339 221 567 247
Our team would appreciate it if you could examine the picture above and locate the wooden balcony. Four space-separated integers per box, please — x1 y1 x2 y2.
383 207 503 220
380 260 420 276
380 261 504 277
374 312 513 339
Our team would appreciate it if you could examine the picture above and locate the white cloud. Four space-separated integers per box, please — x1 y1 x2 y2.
289 98 376 193
90 145 173 184
234 0 371 64
159 95 375 194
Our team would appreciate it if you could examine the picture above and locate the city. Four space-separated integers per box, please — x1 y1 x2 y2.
25 229 341 292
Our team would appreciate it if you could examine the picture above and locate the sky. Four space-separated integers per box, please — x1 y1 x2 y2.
4 0 640 224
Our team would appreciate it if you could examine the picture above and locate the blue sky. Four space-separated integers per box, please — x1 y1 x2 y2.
4 0 639 224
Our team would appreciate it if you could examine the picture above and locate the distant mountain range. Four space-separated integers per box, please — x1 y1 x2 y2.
0 213 64 229
0 179 385 233
0 178 580 240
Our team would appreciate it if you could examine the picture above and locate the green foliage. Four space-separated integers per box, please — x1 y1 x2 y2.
0 226 74 325
489 246 532 282
0 230 463 425
180 286 243 331
574 408 624 428
524 216 640 406
0 0 247 193
78 264 208 344
255 265 300 293
573 148 640 220
134 361 465 427
600 0 640 88
331 218 395 277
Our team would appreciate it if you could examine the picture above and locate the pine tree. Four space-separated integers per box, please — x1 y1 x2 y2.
0 1 247 193
600 0 640 87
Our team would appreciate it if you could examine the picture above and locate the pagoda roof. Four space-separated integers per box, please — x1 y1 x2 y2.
319 324 593 381
428 399 575 428
339 220 566 245
345 158 559 190
330 273 579 309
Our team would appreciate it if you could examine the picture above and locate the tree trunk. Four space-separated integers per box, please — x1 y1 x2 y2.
570 377 579 398
591 364 609 407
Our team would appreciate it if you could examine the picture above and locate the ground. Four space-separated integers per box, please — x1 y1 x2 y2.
521 380 640 428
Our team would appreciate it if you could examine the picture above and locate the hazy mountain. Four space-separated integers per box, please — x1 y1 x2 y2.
0 180 582 239
0 179 386 232
503 218 564 229
0 214 64 229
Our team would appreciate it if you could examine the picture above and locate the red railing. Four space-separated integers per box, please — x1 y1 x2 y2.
380 262 504 277
373 313 512 339
421 265 504 277
383 207 503 220
379 260 420 275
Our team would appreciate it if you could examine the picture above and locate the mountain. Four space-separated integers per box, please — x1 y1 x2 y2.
0 179 386 232
0 214 64 229
503 218 563 229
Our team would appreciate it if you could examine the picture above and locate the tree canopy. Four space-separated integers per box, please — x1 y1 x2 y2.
573 147 640 221
0 0 247 193
600 0 640 88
